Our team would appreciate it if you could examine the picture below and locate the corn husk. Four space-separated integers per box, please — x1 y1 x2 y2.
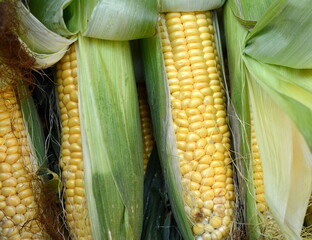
158 0 225 12
17 2 75 68
27 0 157 40
224 1 312 239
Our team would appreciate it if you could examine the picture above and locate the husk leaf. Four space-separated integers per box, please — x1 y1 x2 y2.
77 36 144 240
224 2 312 239
158 0 225 12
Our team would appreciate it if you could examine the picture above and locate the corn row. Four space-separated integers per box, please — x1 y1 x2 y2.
137 83 154 172
250 117 267 213
0 86 43 239
160 11 234 239
56 45 92 240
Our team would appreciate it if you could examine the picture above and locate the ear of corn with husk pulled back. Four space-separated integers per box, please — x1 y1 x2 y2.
141 3 237 239
55 36 144 240
223 0 312 239
0 5 54 239
19 0 161 238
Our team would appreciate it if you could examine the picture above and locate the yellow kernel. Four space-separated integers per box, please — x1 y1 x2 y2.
206 144 216 155
13 213 25 225
3 177 17 187
18 189 32 199
194 149 205 160
191 172 202 183
193 223 205 235
15 204 26 214
186 133 200 142
0 172 11 181
66 189 75 197
4 205 16 217
12 169 27 179
177 141 186 151
0 152 7 162
69 143 81 152
66 101 78 111
0 162 11 172
202 189 214 201
74 196 83 204
75 179 84 188
202 177 214 187
202 167 214 178
5 153 20 165
75 187 84 197
183 152 193 161
199 155 212 165
66 180 75 189
214 175 226 182
68 109 79 118
197 163 209 172
185 142 196 151
21 196 34 206
0 201 6 210
210 216 222 229
7 146 20 155
214 188 226 197
6 195 20 206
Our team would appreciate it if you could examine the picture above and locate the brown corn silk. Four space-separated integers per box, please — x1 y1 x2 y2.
137 83 154 172
159 11 234 239
56 45 92 239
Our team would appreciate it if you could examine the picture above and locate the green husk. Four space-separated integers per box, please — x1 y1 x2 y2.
17 1 75 69
141 146 182 240
76 36 144 239
224 1 312 239
158 0 225 12
18 85 46 168
27 0 158 40
80 0 157 40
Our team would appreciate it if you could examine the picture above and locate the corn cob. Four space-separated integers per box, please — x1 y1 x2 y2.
137 83 154 172
56 45 92 240
0 86 44 239
159 11 234 239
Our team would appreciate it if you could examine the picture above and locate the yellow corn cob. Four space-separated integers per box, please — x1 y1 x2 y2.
160 12 234 239
0 86 44 239
137 83 154 172
250 118 267 213
56 45 92 239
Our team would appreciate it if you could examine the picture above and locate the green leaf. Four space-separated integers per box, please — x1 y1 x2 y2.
245 0 312 69
18 84 46 168
81 0 158 40
27 0 79 36
158 0 225 12
18 2 75 69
